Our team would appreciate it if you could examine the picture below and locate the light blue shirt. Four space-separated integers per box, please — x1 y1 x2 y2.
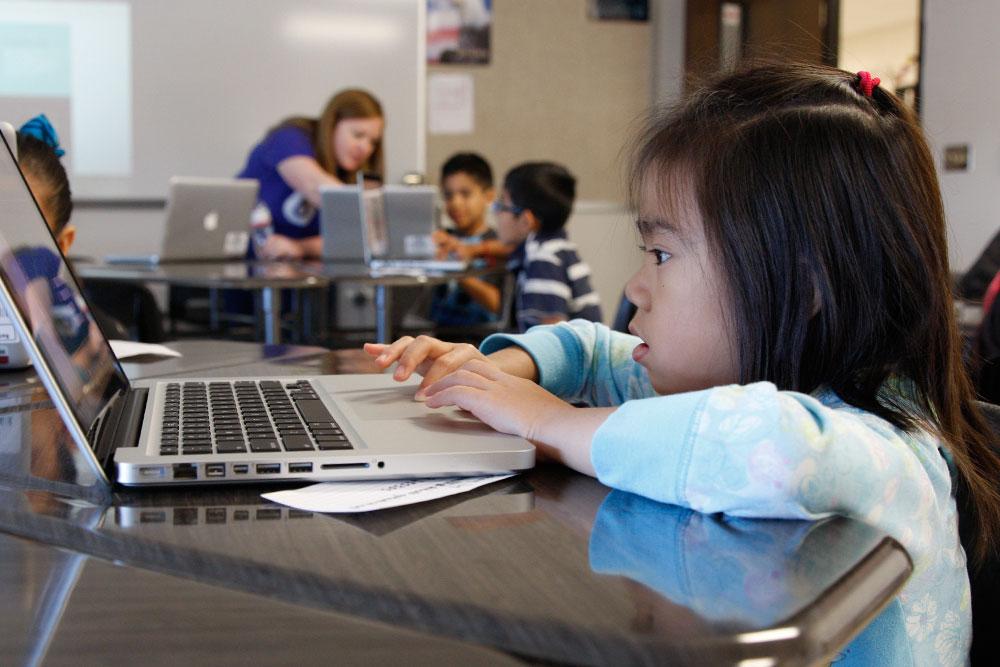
482 319 970 666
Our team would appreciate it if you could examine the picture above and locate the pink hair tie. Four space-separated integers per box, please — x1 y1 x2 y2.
856 71 881 98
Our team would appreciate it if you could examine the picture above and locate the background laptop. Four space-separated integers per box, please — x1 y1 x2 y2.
373 185 466 271
0 132 534 487
320 181 386 264
320 183 465 272
105 177 258 264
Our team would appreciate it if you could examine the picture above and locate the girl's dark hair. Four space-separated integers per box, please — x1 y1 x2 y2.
504 162 575 234
628 62 1000 565
16 132 72 232
441 152 493 189
272 88 384 184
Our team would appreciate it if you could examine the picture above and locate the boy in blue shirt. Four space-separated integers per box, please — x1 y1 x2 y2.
429 153 510 328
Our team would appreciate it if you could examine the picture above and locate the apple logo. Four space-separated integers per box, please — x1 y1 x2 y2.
203 211 220 231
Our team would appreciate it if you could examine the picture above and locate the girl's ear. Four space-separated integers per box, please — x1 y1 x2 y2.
55 224 76 255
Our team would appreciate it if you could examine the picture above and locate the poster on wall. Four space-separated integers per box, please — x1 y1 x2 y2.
588 0 649 21
427 0 491 64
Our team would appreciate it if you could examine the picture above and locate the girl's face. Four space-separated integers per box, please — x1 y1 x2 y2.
624 181 738 395
494 188 534 245
332 116 383 173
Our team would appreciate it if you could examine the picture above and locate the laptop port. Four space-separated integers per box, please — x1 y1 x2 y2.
205 507 227 524
172 463 197 480
256 463 281 475
205 463 226 478
139 466 167 478
174 508 198 525
232 464 249 474
288 462 313 474
320 462 370 470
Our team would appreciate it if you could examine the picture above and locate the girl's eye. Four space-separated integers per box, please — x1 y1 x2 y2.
639 245 672 266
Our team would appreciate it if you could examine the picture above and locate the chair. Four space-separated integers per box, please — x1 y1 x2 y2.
396 272 516 345
958 229 1000 301
958 401 1000 664
611 294 636 333
82 278 166 343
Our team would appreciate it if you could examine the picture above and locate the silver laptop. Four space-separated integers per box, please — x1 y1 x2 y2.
376 185 468 271
105 177 257 264
321 182 466 272
320 180 381 264
0 133 534 487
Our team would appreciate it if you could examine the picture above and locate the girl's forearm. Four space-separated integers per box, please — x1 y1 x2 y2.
486 346 539 381
529 406 616 478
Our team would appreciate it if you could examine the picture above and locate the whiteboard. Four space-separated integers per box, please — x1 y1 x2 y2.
0 0 425 200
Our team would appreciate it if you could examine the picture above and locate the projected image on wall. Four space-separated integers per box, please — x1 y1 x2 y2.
0 1 131 178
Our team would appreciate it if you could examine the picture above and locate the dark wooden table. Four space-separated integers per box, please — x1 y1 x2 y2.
0 342 912 665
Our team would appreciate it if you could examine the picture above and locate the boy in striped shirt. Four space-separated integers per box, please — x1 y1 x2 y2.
494 162 602 331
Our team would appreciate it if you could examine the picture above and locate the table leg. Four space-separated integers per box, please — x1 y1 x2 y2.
261 287 282 344
375 284 392 344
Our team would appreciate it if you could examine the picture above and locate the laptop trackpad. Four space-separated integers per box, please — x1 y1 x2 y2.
315 375 508 450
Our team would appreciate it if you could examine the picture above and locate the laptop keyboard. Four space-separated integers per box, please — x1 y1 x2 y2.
157 380 352 456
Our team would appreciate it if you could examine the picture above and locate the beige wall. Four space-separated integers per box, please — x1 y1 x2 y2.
425 0 651 203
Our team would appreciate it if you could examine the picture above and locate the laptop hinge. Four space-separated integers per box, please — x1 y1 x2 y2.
93 387 148 465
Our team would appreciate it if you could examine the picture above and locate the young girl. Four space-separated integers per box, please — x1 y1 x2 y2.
365 64 1000 664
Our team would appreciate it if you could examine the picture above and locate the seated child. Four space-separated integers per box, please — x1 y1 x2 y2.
494 162 602 331
16 114 129 342
429 152 509 327
17 115 75 254
366 65 1000 664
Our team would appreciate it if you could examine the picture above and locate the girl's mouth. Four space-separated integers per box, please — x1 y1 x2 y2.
632 342 649 363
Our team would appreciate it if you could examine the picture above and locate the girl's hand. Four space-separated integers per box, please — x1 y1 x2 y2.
259 234 305 260
423 360 574 441
363 335 492 399
423 359 610 477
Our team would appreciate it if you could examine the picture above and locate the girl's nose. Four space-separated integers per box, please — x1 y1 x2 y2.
624 269 646 310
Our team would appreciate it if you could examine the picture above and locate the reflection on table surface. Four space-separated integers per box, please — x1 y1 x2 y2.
74 258 501 287
0 531 522 666
74 260 327 287
0 464 910 666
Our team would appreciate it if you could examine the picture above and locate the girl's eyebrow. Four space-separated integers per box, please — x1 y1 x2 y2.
636 217 683 239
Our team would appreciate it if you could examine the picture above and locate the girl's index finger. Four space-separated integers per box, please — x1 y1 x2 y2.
362 342 387 357
394 336 447 380
364 336 415 371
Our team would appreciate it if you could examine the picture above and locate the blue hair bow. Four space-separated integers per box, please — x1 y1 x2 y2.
19 114 65 157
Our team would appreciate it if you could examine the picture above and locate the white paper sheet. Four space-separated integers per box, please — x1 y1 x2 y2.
428 73 474 134
261 474 514 513
109 340 182 359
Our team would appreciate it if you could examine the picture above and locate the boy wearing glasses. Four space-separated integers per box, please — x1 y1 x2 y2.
495 161 602 332
429 152 512 328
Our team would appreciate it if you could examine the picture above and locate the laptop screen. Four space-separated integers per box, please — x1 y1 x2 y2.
0 133 130 440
